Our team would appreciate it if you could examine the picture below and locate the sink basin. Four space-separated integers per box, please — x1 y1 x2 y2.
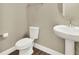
53 25 79 41
53 25 79 55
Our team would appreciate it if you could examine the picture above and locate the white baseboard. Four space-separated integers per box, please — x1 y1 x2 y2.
0 43 64 55
34 43 64 55
0 47 16 55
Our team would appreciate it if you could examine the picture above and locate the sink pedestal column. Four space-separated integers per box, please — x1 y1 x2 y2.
65 39 75 55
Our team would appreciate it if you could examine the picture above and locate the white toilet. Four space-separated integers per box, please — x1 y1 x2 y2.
15 26 39 55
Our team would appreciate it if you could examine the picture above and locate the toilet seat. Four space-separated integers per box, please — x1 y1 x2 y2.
15 38 33 50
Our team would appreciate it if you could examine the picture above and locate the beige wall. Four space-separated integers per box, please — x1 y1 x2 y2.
63 3 79 26
27 3 69 54
0 3 27 52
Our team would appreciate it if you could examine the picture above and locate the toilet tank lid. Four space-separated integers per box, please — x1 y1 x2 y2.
29 26 39 29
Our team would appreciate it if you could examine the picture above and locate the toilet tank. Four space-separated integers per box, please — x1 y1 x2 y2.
29 26 39 39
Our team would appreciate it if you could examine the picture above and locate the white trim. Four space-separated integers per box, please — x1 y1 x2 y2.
0 43 64 55
34 43 64 55
0 47 16 55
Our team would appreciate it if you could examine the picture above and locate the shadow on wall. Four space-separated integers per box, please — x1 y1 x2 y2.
22 33 30 38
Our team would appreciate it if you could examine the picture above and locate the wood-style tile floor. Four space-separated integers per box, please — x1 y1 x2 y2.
9 47 49 55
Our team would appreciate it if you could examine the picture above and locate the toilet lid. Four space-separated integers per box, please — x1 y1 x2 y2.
15 38 33 49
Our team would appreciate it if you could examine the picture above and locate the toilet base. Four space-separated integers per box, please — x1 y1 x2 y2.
19 47 33 55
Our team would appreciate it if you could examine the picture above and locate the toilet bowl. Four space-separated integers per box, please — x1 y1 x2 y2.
15 26 39 55
15 38 34 55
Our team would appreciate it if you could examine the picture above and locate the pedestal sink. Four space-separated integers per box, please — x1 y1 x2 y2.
53 25 79 55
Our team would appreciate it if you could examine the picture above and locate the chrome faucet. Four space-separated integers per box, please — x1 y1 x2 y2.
66 16 72 27
69 18 72 27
